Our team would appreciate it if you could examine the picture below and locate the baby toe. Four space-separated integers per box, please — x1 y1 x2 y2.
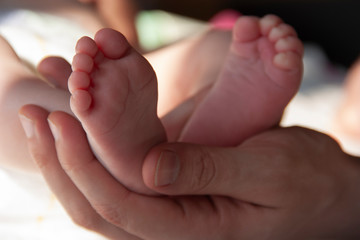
75 36 98 57
68 71 91 94
274 51 303 71
70 89 93 113
94 28 130 59
260 14 283 35
233 16 261 43
275 36 304 56
269 23 297 42
72 53 94 73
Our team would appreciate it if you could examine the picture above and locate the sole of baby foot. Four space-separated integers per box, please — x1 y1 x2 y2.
69 28 166 194
180 15 303 146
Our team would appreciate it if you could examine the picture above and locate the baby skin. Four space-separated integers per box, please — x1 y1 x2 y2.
69 15 303 194
181 15 303 146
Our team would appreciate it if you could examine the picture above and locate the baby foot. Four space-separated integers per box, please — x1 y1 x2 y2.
69 28 166 194
180 15 304 146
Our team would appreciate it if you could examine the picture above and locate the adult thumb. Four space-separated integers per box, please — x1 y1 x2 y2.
142 142 240 196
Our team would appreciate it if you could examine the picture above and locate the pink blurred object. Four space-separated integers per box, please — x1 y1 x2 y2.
210 9 242 30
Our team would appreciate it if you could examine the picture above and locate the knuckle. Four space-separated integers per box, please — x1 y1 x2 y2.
70 209 100 231
30 151 50 170
190 148 217 193
93 202 128 229
61 157 97 177
70 202 128 231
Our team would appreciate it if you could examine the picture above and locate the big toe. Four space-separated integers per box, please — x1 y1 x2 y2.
233 16 261 42
94 28 130 59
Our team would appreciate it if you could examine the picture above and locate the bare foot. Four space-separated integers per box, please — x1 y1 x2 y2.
180 15 304 146
69 28 166 194
68 15 303 194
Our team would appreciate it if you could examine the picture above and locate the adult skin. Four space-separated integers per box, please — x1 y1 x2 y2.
19 67 360 239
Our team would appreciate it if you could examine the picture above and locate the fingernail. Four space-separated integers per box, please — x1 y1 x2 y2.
155 151 180 187
19 114 35 138
47 119 59 141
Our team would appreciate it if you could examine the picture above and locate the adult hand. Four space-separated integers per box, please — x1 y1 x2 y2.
19 105 360 239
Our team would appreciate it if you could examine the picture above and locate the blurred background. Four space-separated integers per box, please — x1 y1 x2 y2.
146 0 360 67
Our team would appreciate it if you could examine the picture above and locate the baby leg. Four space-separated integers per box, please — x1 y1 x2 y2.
69 29 166 194
0 35 71 173
180 15 304 146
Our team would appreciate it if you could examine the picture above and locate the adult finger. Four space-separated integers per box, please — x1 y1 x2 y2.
142 131 296 207
19 105 141 240
37 56 72 89
47 111 227 240
143 143 236 196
